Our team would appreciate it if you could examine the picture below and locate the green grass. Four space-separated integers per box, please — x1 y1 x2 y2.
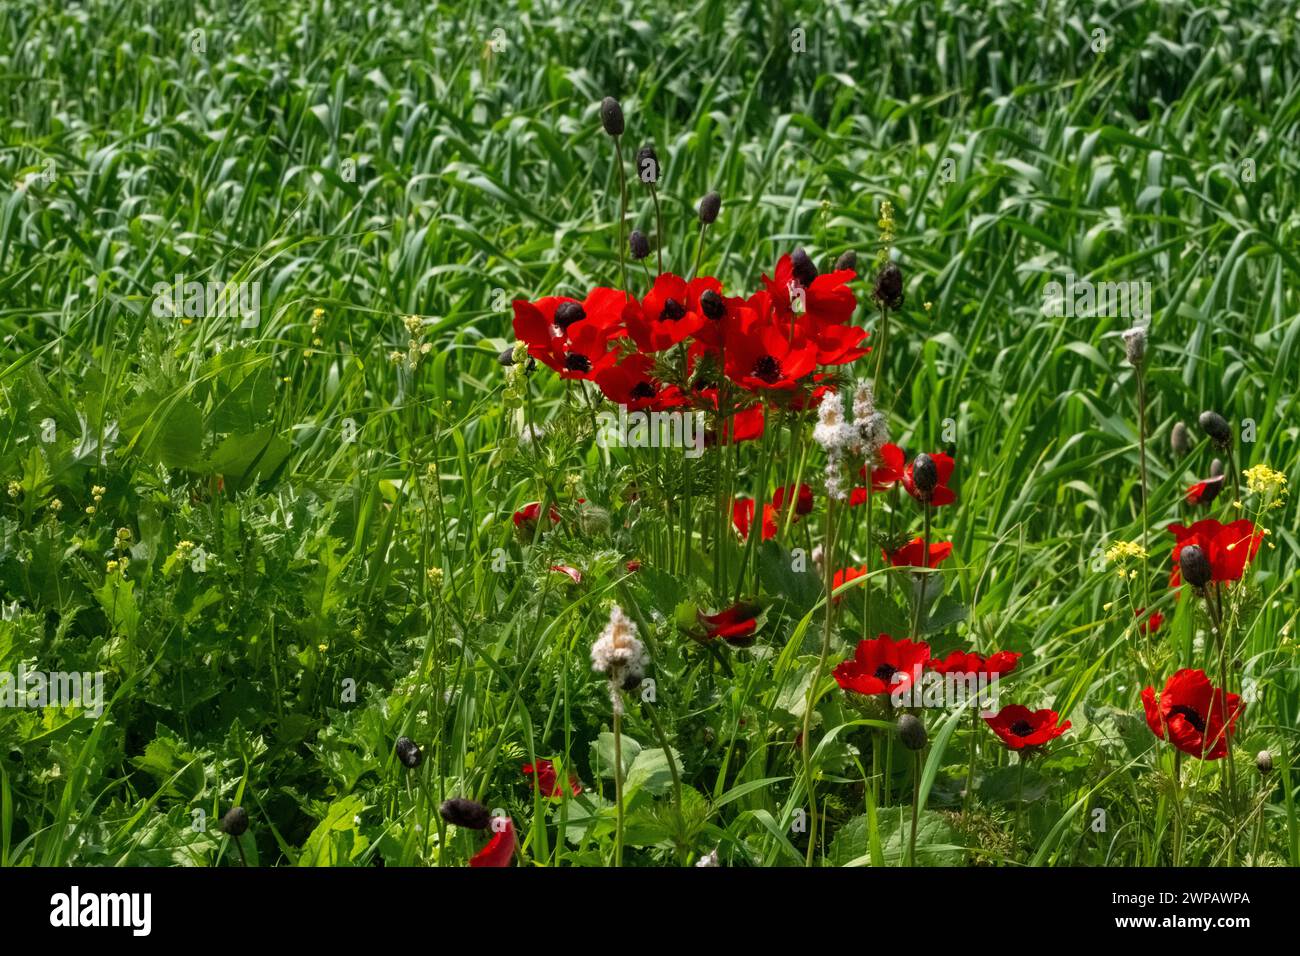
0 0 1297 866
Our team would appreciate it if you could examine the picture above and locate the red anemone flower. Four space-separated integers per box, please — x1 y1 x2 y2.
523 759 581 798
511 289 628 378
853 443 906 500
772 483 814 517
830 565 868 602
698 601 763 647
1141 669 1243 760
901 452 957 506
884 538 953 569
732 498 777 542
832 634 931 697
928 650 1021 679
513 502 561 530
760 254 857 330
468 818 515 867
1135 607 1164 634
1168 518 1263 586
595 353 685 411
984 705 1070 750
625 273 710 352
723 308 817 391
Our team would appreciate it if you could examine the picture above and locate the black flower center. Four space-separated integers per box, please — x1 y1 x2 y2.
873 663 898 682
630 381 656 400
752 355 781 383
1169 704 1206 733
660 297 686 322
563 353 592 373
1009 720 1035 737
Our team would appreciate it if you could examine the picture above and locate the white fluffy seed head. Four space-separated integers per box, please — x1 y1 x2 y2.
591 605 649 690
1123 325 1147 368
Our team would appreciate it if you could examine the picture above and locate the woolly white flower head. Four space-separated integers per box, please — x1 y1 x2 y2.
812 391 852 453
591 605 649 712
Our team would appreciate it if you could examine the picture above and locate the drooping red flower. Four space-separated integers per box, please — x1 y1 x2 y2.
624 273 710 352
1135 607 1164 634
901 451 957 506
772 483 814 517
984 704 1070 750
697 388 766 446
595 353 685 411
1168 518 1263 586
698 601 763 647
732 498 777 542
928 649 1021 679
832 634 931 697
549 564 582 583
884 538 953 569
723 306 817 391
522 759 581 798
513 502 561 531
1141 668 1243 760
468 818 515 867
1185 474 1226 506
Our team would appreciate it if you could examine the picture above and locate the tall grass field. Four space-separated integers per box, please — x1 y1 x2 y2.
1 0 1297 875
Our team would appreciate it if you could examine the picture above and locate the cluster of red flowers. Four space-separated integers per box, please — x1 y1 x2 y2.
512 254 869 439
831 634 1076 750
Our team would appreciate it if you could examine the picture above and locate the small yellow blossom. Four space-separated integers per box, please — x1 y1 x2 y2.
6 481 20 498
1244 464 1287 505
49 498 62 513
1105 540 1147 563
106 560 120 574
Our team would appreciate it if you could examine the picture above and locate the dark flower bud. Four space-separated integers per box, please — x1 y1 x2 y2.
498 347 515 366
439 797 491 830
897 714 927 751
1256 750 1273 774
629 230 650 260
220 806 249 837
395 736 422 769
599 97 624 136
1198 410 1231 447
873 261 905 310
790 247 818 287
700 289 725 320
371 855 386 867
635 145 659 184
834 249 858 273
699 191 721 225
1171 421 1191 458
911 453 938 495
554 301 585 331
1179 545 1212 588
